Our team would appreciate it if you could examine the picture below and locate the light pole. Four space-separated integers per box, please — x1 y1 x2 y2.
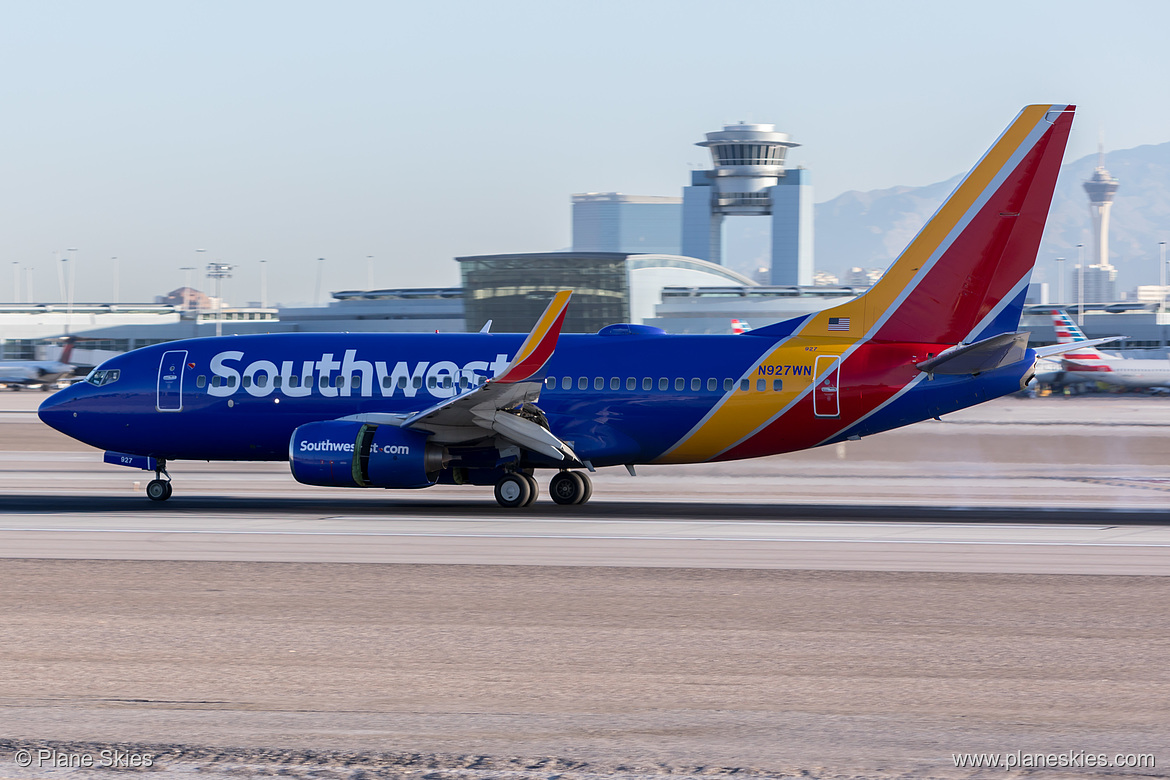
1161 242 1167 305
1077 243 1085 326
260 259 268 309
65 248 77 335
1055 257 1065 305
55 252 66 301
206 262 233 338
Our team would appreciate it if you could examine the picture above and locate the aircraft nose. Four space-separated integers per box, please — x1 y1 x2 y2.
38 385 82 435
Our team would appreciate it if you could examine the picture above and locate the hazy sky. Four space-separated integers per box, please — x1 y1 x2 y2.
3 0 1168 307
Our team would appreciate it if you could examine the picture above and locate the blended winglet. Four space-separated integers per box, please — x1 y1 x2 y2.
491 290 572 384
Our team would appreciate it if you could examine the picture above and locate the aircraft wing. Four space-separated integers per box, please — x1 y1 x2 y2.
339 290 581 463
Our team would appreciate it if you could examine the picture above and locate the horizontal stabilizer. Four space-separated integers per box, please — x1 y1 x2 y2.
1033 336 1123 358
916 332 1030 376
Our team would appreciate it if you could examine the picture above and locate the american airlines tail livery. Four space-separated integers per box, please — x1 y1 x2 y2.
42 105 1077 507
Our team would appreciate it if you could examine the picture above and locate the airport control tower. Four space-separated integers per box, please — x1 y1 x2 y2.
681 123 813 286
1076 144 1121 302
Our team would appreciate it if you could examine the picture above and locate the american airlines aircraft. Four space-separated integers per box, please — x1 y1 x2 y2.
1052 309 1170 389
41 105 1086 507
0 340 77 390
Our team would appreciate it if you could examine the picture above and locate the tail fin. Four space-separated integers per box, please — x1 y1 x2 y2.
1051 308 1090 344
58 337 77 365
775 105 1074 345
1050 308 1110 361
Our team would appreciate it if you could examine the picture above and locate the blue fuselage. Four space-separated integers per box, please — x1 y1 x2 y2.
39 330 1033 468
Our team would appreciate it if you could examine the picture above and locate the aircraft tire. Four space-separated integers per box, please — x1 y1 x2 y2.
494 474 531 508
573 471 593 505
521 473 538 506
549 471 583 505
146 479 171 502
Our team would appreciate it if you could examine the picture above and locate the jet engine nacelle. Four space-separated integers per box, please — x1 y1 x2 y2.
289 421 443 489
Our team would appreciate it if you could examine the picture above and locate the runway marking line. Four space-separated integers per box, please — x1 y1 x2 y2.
1 527 1169 548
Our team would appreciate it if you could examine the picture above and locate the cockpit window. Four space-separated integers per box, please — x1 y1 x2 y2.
86 369 121 386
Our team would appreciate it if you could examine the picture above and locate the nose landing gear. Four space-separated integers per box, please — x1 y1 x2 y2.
146 459 173 502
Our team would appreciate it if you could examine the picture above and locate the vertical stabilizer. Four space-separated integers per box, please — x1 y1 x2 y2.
806 105 1075 345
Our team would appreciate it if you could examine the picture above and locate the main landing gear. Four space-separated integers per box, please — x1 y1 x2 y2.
146 459 173 502
493 470 592 508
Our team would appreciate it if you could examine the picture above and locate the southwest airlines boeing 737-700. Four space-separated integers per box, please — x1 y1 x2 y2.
41 105 1088 507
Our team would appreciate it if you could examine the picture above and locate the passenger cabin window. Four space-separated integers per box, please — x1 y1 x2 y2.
643 377 652 391
546 377 556 389
724 378 733 391
690 378 700 391
594 377 603 390
242 376 252 388
626 377 636 391
562 377 572 390
773 378 782 391
740 378 749 391
578 377 587 390
707 378 717 391
756 378 766 392
659 378 668 391
398 376 408 389
196 375 207 389
382 376 393 389
413 376 423 388
256 375 267 388
674 378 684 391
211 376 221 388
610 377 620 391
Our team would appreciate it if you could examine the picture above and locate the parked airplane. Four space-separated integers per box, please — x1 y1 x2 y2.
1050 309 1170 389
731 319 751 334
0 339 77 390
41 105 1080 507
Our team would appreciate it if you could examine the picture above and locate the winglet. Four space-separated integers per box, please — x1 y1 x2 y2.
491 290 572 384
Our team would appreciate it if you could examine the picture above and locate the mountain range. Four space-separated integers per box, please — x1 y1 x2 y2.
814 142 1170 295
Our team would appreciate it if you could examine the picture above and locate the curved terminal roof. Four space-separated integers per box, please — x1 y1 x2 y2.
627 254 758 286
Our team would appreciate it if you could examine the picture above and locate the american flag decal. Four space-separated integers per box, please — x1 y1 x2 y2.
827 317 850 331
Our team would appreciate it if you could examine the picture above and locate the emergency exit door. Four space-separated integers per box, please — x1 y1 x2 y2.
812 355 841 418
